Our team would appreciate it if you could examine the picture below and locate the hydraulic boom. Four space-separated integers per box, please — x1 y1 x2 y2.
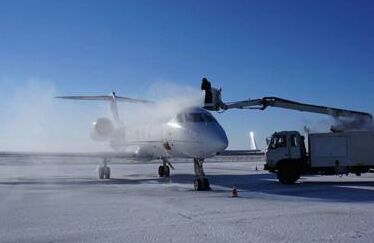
201 79 372 131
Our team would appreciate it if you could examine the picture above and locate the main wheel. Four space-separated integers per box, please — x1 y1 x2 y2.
277 160 301 184
104 167 111 179
98 166 104 179
158 165 164 177
164 166 170 177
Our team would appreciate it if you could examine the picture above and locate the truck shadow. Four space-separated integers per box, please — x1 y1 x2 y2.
167 173 374 202
207 173 374 202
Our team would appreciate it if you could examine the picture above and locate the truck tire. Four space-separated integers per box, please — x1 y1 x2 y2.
277 160 301 184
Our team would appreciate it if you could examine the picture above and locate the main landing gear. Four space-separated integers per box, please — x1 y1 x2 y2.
158 157 172 177
193 158 210 191
98 157 111 179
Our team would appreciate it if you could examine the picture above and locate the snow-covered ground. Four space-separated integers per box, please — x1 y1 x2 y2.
0 155 374 243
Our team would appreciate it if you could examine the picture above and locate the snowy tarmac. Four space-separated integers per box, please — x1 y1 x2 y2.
1 155 374 243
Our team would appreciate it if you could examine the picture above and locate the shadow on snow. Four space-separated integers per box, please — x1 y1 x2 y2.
1 172 374 202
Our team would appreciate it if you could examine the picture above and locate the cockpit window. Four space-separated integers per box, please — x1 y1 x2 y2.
185 113 205 122
176 114 184 123
177 111 216 123
202 113 215 122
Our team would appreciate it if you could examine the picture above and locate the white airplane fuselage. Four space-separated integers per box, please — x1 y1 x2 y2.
100 107 228 160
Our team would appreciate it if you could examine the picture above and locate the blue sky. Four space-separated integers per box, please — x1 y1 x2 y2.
0 0 373 150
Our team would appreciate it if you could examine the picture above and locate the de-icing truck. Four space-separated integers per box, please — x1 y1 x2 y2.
264 130 374 184
200 78 374 184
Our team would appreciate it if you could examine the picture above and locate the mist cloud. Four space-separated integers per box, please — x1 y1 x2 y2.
0 80 108 152
0 79 204 153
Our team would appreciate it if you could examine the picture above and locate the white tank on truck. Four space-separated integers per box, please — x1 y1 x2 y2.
264 130 374 184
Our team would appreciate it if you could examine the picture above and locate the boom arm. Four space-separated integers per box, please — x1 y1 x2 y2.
223 96 372 120
202 82 372 129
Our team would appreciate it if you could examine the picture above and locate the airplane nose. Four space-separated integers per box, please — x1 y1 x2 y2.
213 128 229 152
202 125 228 154
184 122 228 157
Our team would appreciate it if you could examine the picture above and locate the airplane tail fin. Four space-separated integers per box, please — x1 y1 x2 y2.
249 131 258 151
56 92 153 124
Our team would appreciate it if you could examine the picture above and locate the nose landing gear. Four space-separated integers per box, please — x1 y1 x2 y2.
193 158 211 191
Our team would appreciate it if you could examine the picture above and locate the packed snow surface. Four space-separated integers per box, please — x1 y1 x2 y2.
0 155 373 243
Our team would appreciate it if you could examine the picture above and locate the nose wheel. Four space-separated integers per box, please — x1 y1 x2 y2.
193 158 211 191
194 178 210 191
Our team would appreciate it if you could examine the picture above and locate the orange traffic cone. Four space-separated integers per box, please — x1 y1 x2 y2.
232 186 238 197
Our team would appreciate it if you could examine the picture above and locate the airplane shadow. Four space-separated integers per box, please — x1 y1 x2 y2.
1 173 374 202
0 177 166 186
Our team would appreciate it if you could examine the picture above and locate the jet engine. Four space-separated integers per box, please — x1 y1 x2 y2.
90 117 115 141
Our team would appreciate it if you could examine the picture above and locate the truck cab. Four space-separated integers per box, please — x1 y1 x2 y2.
265 131 307 184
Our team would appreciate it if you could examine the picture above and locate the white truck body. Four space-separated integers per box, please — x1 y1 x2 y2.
310 131 374 167
265 130 374 184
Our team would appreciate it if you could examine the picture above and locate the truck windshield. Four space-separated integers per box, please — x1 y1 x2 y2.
269 135 287 149
290 135 298 147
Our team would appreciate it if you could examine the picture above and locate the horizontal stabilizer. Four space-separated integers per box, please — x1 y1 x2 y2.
56 92 153 123
56 94 153 104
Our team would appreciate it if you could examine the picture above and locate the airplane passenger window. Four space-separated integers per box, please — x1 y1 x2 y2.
185 113 204 122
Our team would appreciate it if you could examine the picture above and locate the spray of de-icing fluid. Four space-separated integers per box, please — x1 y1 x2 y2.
0 80 203 153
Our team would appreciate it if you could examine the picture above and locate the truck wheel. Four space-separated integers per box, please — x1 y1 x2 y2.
277 161 301 184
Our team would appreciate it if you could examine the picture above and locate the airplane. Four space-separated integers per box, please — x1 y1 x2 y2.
56 92 228 191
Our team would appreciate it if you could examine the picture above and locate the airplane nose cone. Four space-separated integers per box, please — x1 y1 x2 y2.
213 128 229 152
181 122 228 158
201 125 228 154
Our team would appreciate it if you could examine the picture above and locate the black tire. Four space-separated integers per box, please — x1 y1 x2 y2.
194 178 211 191
158 166 164 177
164 166 170 177
202 178 210 190
104 167 111 179
194 180 199 191
99 167 104 179
277 160 301 184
